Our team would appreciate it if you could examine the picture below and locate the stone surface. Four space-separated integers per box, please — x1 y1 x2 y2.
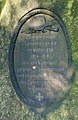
9 8 73 114
0 0 78 119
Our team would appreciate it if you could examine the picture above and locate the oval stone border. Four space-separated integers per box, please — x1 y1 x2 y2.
8 7 73 114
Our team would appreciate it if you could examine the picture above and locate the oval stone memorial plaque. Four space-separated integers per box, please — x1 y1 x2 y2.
9 8 74 114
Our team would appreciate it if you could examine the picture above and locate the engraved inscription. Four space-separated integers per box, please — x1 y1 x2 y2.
14 14 68 105
35 92 43 101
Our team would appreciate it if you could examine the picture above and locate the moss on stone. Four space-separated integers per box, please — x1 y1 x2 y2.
0 0 6 15
0 0 78 120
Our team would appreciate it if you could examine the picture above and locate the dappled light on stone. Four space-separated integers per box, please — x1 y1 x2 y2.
8 8 74 115
0 0 78 119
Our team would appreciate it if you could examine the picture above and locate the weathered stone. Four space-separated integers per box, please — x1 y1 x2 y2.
9 8 74 114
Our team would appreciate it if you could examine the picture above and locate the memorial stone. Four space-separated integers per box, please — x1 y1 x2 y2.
9 8 74 114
